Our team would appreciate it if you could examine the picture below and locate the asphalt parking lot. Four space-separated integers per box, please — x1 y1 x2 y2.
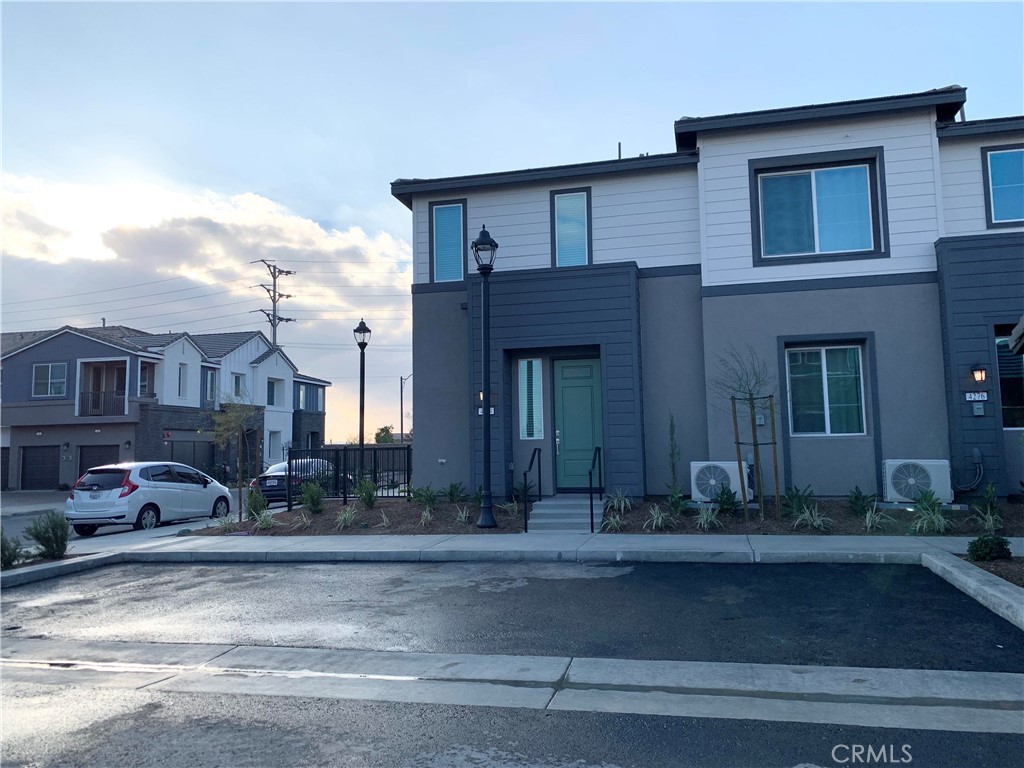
3 561 1022 672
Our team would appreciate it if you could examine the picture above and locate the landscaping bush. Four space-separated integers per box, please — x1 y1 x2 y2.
604 489 632 515
1 529 25 569
909 489 953 534
968 483 1002 535
442 482 466 504
246 489 268 519
410 484 436 510
355 479 378 509
694 502 723 531
713 486 739 515
967 535 1012 562
792 503 833 532
24 511 70 560
335 505 357 530
642 503 674 531
784 484 814 517
300 482 325 514
847 486 876 517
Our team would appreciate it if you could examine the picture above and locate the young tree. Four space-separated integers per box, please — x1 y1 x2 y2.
374 425 395 444
213 399 262 522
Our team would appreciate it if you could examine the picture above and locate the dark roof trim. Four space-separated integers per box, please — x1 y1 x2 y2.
294 373 332 386
937 116 1024 138
674 87 967 150
390 152 697 209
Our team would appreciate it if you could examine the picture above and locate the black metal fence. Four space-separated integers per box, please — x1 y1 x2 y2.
286 445 412 503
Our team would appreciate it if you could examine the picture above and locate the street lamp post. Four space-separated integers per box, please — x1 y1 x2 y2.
472 225 498 528
354 319 371 476
400 374 413 443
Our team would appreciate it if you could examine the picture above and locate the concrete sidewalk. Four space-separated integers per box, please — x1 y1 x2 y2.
3 531 1023 629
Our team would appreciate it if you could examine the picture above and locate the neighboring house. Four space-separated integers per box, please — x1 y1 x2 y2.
0 326 330 489
391 85 1024 500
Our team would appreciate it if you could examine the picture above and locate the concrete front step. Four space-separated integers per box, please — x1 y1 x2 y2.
527 496 603 532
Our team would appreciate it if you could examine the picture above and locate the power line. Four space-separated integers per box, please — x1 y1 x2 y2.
2 279 254 316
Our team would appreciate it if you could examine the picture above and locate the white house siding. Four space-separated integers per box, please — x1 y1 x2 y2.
410 169 700 282
940 136 1024 236
158 340 204 408
220 337 266 403
253 353 295 464
698 109 944 287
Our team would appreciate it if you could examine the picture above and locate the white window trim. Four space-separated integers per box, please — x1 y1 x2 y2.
32 362 67 398
758 164 874 259
787 345 867 437
233 373 246 399
518 359 544 440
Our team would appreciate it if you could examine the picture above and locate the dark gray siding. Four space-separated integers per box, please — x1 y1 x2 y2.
410 288 472 490
702 280 949 496
936 232 1024 496
639 271 708 495
468 263 645 498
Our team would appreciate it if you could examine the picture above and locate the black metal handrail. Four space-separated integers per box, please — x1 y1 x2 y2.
587 446 603 534
522 447 542 533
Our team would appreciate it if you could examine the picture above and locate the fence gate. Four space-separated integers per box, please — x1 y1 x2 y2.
286 445 412 503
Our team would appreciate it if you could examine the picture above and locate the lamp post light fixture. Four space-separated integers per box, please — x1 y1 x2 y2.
472 225 499 528
354 318 372 474
971 364 987 384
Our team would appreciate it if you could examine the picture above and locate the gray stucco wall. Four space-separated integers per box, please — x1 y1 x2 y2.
701 278 949 497
410 287 472 491
468 263 646 498
639 270 708 495
936 232 1024 496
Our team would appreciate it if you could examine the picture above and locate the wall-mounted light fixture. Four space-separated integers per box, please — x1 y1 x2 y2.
971 364 987 384
35 431 43 437
124 440 132 449
93 428 102 434
62 442 70 450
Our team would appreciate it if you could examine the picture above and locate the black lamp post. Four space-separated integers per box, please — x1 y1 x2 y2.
354 318 371 475
472 225 498 528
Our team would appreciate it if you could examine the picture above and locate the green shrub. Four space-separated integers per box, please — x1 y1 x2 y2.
604 489 632 515
216 515 238 533
601 512 627 532
864 501 896 533
848 486 877 517
24 511 70 559
694 502 723 532
909 489 953 534
335 505 357 530
497 500 518 517
355 479 378 509
251 509 280 531
420 508 433 527
512 479 535 505
785 484 815 516
792 503 833 532
1 529 25 569
442 482 466 504
666 486 688 515
968 483 1002 535
455 505 471 524
290 511 313 531
713 486 739 515
246 489 268 519
300 482 325 514
643 503 675 531
966 534 1012 562
410 484 437 510
374 511 391 528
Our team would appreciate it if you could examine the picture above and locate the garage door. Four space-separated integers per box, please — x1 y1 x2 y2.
21 446 60 490
79 445 120 479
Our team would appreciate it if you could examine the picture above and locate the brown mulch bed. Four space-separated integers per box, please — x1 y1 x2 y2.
191 497 1023 539
962 557 1024 588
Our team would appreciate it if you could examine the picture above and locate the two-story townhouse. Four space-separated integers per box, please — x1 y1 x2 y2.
0 325 331 489
391 85 1023 503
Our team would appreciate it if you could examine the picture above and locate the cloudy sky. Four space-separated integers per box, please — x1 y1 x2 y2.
3 1 1022 442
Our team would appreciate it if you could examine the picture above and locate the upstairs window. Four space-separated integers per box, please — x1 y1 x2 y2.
430 200 466 283
518 359 544 439
178 364 188 398
233 373 245 398
983 146 1024 227
551 188 591 267
787 346 865 435
750 148 886 265
32 362 67 397
267 379 278 406
204 370 217 403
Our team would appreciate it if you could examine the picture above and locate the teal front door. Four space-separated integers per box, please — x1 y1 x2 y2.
554 359 603 490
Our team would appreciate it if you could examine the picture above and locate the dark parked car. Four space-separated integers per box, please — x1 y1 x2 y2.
249 459 334 503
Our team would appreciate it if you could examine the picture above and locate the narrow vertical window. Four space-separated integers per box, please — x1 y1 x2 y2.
178 364 188 398
430 201 466 282
267 379 276 406
518 359 544 439
233 374 245 398
552 189 591 267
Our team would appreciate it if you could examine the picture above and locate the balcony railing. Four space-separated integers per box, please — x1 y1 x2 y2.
79 390 126 416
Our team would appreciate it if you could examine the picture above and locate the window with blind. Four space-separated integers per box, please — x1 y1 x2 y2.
430 200 466 282
983 146 1024 227
518 359 544 439
551 188 591 267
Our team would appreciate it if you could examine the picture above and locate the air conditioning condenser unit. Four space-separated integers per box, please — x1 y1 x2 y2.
883 459 953 503
690 461 753 503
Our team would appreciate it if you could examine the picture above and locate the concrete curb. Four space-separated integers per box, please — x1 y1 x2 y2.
0 552 125 588
921 550 1024 631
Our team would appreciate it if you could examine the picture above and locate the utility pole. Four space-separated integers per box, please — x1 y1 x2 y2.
252 259 295 347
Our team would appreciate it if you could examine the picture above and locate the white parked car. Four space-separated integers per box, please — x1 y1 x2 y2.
64 461 231 537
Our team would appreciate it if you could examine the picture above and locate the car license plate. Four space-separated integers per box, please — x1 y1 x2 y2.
266 479 278 486
90 492 102 499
